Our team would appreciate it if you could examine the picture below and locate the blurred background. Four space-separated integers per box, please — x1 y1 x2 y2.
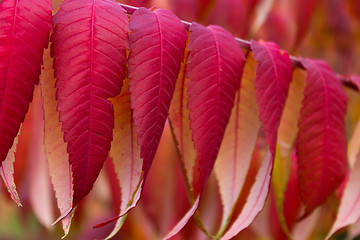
1 0 360 239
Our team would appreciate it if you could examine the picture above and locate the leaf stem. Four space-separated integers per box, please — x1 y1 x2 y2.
117 2 358 92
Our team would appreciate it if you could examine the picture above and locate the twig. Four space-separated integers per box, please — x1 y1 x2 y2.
118 3 359 91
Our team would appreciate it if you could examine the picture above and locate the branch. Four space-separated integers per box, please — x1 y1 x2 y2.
118 3 358 92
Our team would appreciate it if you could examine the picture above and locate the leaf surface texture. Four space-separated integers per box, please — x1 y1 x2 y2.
51 0 129 206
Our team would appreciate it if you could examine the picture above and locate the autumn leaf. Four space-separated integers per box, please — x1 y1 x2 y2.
51 0 129 206
40 48 73 236
0 135 20 206
297 58 348 215
95 78 143 239
0 0 52 164
214 52 260 234
128 7 187 177
28 87 54 228
221 151 273 240
187 22 245 194
251 40 292 155
271 68 306 236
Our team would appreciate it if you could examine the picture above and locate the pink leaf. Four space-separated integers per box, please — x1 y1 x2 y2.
51 0 129 206
163 196 200 239
95 78 144 239
215 53 260 230
327 154 360 238
40 48 73 236
28 87 54 228
221 151 273 240
168 54 197 186
0 0 52 163
128 7 187 175
0 134 21 206
187 22 245 193
251 40 292 155
350 75 360 91
297 58 348 214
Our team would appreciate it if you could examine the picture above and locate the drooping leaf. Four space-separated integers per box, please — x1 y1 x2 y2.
128 7 187 176
221 151 273 240
163 196 200 239
187 22 245 193
39 48 73 236
292 209 321 240
326 152 360 238
51 0 129 206
214 52 260 233
297 58 348 214
28 86 54 228
97 78 143 239
282 151 302 233
168 49 197 188
271 68 306 236
251 40 292 155
0 0 52 163
0 135 21 206
166 48 204 239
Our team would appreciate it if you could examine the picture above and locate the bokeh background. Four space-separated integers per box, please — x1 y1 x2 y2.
1 0 359 239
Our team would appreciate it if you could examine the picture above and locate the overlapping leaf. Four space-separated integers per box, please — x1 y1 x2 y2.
0 135 20 206
297 58 348 214
28 87 54 228
214 52 260 233
271 68 306 236
40 48 73 236
168 50 197 187
251 40 292 155
187 23 245 193
221 151 273 240
98 78 143 239
51 0 129 206
166 49 202 239
128 7 187 176
326 155 360 239
0 0 52 164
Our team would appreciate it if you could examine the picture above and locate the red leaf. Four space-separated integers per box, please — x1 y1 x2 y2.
297 58 348 214
251 40 292 155
0 0 52 163
128 7 187 175
187 23 245 193
51 0 129 206
40 48 74 236
215 53 260 231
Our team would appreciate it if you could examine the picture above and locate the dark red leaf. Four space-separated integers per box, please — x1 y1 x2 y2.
187 23 245 193
0 0 52 163
251 40 292 155
297 58 348 214
51 0 129 206
128 7 187 175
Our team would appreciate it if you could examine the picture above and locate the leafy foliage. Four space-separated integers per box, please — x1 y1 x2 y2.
0 0 359 239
